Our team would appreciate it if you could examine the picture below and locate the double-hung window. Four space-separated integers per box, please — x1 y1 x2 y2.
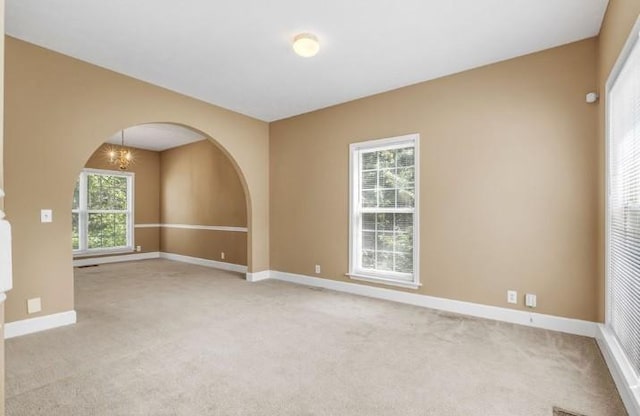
73 169 134 254
349 134 420 288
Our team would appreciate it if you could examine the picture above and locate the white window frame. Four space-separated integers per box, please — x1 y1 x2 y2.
348 133 420 289
73 168 135 256
603 15 640 410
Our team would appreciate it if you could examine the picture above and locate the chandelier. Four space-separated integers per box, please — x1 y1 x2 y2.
109 130 133 170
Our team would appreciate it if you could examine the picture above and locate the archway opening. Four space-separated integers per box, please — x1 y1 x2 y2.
71 122 251 282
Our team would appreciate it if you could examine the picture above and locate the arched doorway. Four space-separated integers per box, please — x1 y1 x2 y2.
71 123 251 276
4 37 270 326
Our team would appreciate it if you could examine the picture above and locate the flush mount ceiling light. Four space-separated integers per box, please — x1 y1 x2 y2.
292 33 320 58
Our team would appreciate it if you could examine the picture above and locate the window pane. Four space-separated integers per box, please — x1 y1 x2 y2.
397 147 414 168
377 252 394 271
88 174 128 210
362 190 377 208
72 180 80 210
88 213 127 249
362 152 378 170
397 167 414 185
362 231 375 251
72 213 79 250
380 190 396 208
376 231 394 252
395 232 413 253
362 213 376 231
377 213 394 231
379 169 396 189
361 171 377 190
362 250 375 268
395 253 413 274
359 211 414 274
395 213 413 234
397 188 415 208
378 149 396 168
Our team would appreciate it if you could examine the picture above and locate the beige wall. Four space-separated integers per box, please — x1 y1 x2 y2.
160 140 247 265
160 140 247 226
596 0 640 321
160 228 247 266
270 39 599 321
78 140 248 263
4 37 269 323
83 144 161 254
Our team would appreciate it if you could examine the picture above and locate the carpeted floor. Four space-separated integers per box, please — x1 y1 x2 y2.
5 259 626 416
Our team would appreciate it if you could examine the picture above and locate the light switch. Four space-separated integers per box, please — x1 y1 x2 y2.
40 209 53 223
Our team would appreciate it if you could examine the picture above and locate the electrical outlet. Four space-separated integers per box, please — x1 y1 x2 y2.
136 245 141 252
507 290 518 304
40 209 53 223
525 293 537 308
221 252 225 260
315 264 321 274
27 297 41 314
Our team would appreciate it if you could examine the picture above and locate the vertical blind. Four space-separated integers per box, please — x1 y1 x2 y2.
609 34 640 376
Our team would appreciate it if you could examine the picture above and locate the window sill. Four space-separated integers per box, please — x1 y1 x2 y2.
346 273 421 290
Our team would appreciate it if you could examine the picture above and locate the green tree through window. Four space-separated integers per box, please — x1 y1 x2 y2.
73 170 133 253
350 134 419 288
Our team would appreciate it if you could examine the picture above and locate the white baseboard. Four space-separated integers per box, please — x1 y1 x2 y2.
73 252 160 267
246 270 271 282
73 251 247 273
596 325 640 416
73 252 247 275
5 310 77 339
268 271 598 338
159 252 247 274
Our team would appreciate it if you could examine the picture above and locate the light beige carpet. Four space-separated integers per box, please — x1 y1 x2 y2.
5 259 626 416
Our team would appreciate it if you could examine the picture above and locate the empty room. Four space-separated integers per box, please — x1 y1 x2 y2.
0 0 638 415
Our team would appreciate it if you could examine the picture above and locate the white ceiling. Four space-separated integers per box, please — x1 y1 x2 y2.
7 0 608 122
106 123 204 151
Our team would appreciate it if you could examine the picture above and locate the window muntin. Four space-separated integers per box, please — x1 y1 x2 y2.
73 169 134 254
350 134 419 288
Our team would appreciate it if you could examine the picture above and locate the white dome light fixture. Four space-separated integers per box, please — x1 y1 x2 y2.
293 33 320 58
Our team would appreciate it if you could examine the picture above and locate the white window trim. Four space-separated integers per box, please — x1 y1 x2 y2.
348 133 420 289
604 14 640 403
73 168 135 256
